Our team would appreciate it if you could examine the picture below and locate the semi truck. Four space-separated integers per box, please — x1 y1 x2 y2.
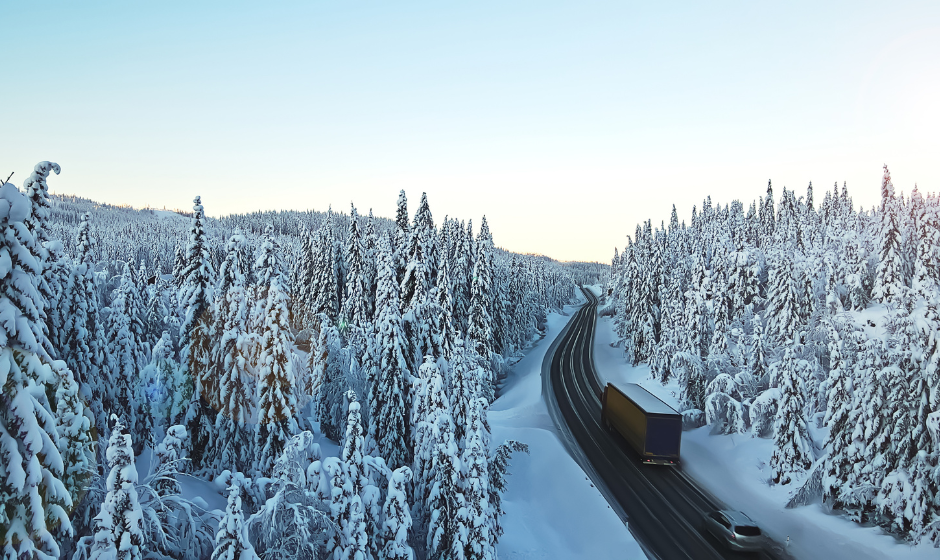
601 382 682 465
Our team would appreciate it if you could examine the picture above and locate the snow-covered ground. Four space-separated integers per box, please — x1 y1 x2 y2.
490 291 646 559
591 302 936 560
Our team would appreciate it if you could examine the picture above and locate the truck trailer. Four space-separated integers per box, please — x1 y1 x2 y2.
601 382 682 465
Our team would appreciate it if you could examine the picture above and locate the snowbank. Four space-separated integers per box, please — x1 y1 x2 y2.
490 292 646 559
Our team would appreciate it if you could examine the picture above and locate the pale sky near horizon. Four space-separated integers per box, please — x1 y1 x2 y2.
3 1 939 263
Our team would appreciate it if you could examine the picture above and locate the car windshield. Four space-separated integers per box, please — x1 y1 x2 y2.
735 525 761 537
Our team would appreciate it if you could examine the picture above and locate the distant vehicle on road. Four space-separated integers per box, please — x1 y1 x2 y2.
600 382 681 465
703 510 763 551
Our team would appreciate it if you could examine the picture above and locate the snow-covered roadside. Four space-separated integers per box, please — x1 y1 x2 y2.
592 310 936 560
490 292 647 559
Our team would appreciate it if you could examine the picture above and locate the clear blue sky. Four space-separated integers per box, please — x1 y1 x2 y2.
3 1 938 262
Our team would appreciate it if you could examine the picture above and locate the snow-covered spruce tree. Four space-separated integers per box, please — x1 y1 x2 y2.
822 318 856 504
771 342 814 485
393 190 410 286
178 195 215 370
62 211 108 431
672 351 705 412
340 407 371 560
315 314 346 442
461 399 491 560
109 262 148 454
50 359 96 515
765 253 801 344
486 440 529 554
343 204 372 330
152 424 187 496
293 225 318 330
253 224 283 317
207 230 255 475
426 411 468 560
0 179 75 559
400 212 431 317
367 233 412 470
21 161 59 358
323 455 354 559
42 238 70 358
449 338 485 445
180 196 216 469
315 226 340 321
748 313 768 388
435 254 457 361
212 484 261 560
342 390 367 496
410 360 446 535
465 241 494 393
380 466 415 560
141 332 189 437
726 247 759 321
90 417 145 560
254 269 299 476
872 165 905 305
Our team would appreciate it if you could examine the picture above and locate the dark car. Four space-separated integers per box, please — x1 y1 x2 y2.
703 510 763 551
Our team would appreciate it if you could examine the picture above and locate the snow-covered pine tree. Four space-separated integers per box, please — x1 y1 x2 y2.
211 484 260 560
202 230 254 475
831 335 882 519
50 359 96 515
844 232 870 311
410 360 447 533
466 241 494 386
323 456 353 559
315 315 346 442
0 179 79 558
179 197 216 468
21 161 59 358
435 253 457 361
294 225 318 329
153 425 187 496
343 204 371 330
42 238 70 358
771 342 814 485
178 195 215 370
451 221 475 331
90 417 145 560
486 440 528 554
342 390 367 495
400 201 431 314
822 318 856 504
338 393 372 560
726 248 759 321
254 266 299 476
367 233 412 470
762 179 776 240
380 467 414 560
426 411 468 560
394 190 410 286
449 338 485 445
461 399 491 560
62 212 108 431
109 262 149 453
872 165 905 304
364 210 379 308
315 219 340 320
765 253 801 344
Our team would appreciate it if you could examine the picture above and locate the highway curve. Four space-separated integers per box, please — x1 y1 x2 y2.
542 287 791 560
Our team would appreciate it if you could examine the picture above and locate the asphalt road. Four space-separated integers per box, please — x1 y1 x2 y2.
542 287 791 560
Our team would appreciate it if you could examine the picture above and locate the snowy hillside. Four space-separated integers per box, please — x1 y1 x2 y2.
0 161 603 559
